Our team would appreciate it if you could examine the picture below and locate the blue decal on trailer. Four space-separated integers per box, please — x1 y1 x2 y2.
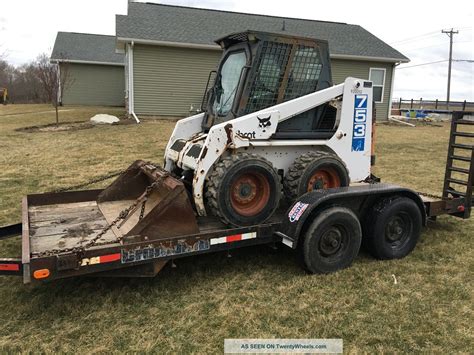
121 239 210 263
352 94 368 152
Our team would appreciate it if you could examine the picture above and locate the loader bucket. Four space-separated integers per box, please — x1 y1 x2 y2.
97 160 199 242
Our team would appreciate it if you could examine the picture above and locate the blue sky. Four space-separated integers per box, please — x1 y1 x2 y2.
1 0 472 101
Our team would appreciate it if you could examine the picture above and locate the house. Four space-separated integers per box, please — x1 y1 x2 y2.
116 2 409 121
51 32 125 106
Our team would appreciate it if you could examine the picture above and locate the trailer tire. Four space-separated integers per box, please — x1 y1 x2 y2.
364 197 422 259
284 151 349 202
205 153 281 226
303 206 361 273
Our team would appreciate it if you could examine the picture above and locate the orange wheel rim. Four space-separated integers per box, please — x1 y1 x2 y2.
230 172 270 216
307 167 341 191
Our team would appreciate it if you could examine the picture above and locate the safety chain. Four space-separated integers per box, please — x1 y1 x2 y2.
52 170 126 193
31 164 168 258
417 191 444 200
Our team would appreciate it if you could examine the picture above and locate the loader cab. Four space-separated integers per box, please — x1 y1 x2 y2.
201 31 336 139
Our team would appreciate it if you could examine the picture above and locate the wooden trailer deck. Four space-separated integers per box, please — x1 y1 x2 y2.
25 189 280 256
28 200 118 255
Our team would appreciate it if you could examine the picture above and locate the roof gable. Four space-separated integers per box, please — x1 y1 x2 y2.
116 2 408 62
51 32 124 65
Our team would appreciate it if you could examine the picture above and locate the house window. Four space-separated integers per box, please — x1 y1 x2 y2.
369 68 386 103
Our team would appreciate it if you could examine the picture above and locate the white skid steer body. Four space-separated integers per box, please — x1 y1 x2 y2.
165 77 373 216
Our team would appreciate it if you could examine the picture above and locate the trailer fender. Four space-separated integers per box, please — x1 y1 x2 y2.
280 184 426 249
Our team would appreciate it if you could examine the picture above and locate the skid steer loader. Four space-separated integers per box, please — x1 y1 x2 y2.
4 32 474 283
164 31 374 226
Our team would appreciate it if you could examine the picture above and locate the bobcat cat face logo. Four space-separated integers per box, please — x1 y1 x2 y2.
257 115 271 130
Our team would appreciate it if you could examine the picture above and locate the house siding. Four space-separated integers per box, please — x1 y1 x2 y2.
133 44 221 116
131 45 394 120
62 63 125 106
331 59 394 121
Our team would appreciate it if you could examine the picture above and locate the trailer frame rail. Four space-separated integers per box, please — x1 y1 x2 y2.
20 219 281 283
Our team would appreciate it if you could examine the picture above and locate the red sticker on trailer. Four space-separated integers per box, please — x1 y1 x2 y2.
210 232 257 245
226 234 243 242
80 253 121 267
0 263 20 271
99 254 121 263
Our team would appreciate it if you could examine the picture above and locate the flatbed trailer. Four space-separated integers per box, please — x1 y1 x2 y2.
0 112 472 284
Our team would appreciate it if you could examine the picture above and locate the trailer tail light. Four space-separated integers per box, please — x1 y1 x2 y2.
457 205 465 212
33 269 50 280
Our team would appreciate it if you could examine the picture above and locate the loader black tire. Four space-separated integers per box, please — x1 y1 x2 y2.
284 151 349 202
363 197 422 260
205 153 281 227
303 206 362 273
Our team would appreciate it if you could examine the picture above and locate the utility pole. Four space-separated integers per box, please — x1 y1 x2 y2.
442 28 458 109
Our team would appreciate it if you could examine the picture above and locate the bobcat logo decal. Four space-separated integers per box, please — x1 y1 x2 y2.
257 115 272 131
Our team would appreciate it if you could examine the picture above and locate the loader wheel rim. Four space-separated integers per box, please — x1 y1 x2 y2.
230 172 270 217
307 167 341 191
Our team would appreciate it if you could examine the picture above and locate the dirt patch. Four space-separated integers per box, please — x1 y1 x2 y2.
15 121 94 133
65 223 94 239
15 119 136 133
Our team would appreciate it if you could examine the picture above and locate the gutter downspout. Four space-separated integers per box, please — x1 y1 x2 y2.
128 41 140 123
57 63 62 106
388 62 400 118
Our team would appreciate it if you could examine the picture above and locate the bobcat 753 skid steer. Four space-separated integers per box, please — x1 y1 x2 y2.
2 31 471 284
165 31 374 226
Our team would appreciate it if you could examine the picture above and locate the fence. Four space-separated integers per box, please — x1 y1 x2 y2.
392 98 474 112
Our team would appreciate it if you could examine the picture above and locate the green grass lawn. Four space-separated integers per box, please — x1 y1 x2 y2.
0 104 472 353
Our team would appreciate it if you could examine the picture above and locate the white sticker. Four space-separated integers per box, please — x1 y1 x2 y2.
288 202 309 222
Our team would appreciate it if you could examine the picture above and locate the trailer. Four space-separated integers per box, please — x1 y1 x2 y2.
0 112 472 284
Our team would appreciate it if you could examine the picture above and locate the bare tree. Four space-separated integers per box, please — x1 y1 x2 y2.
0 44 6 61
35 53 74 125
0 59 46 104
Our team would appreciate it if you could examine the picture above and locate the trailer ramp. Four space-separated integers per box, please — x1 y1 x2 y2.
442 112 474 218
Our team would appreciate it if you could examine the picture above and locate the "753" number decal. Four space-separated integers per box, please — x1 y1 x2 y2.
352 94 368 152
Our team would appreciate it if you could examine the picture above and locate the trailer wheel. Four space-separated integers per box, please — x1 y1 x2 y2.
284 151 349 201
303 206 362 273
364 197 422 259
205 153 281 226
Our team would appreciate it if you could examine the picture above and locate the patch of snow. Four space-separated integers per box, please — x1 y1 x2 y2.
90 114 120 124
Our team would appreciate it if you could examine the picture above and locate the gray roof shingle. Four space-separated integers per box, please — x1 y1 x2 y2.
51 32 124 65
116 2 408 62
